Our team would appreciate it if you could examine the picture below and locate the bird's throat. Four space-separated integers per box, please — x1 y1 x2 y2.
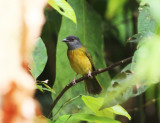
67 42 82 50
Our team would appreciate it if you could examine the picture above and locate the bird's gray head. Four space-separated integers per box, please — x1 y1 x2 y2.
62 35 82 50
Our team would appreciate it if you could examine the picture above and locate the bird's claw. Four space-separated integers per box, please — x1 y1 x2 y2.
72 79 76 85
88 70 92 78
72 74 78 85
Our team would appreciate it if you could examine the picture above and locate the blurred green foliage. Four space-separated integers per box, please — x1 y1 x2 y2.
31 0 160 122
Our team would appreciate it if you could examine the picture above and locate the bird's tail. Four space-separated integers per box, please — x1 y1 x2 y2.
84 76 102 95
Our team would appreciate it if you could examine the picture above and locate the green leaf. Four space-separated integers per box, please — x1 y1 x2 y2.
131 0 160 84
55 115 70 123
100 63 148 110
82 95 131 120
67 113 120 123
101 72 133 109
140 0 160 22
134 35 160 83
36 83 56 93
105 0 127 19
34 115 55 123
36 85 44 92
138 4 156 33
140 0 150 5
48 0 77 24
150 0 160 23
30 38 48 79
127 32 153 43
52 0 110 118
81 96 114 119
42 83 56 93
111 105 131 120
111 71 148 98
127 33 144 43
140 0 160 34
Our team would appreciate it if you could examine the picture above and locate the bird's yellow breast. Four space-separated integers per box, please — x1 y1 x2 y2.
67 48 92 75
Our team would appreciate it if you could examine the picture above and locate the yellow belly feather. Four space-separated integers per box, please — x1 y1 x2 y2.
67 48 92 75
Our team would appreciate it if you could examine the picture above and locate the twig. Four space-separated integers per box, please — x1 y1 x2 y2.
47 56 133 118
53 95 82 119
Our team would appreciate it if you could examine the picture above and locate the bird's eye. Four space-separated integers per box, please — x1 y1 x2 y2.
71 38 74 41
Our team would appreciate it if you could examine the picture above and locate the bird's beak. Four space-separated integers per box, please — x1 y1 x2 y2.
62 38 69 42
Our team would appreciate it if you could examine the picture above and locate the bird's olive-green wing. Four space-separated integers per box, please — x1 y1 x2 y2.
80 46 96 71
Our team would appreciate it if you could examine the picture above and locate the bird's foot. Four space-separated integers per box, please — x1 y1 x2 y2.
72 74 78 85
88 70 92 78
72 78 76 85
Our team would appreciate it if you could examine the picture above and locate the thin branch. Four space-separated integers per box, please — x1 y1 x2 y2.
53 95 82 118
47 56 133 118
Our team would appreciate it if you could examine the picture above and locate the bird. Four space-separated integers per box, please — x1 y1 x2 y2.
62 35 102 95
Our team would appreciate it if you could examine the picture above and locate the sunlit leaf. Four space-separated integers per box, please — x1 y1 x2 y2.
140 0 160 22
134 35 160 83
111 105 131 120
82 96 131 120
81 96 114 119
34 115 52 123
48 0 77 24
42 83 56 93
36 85 44 92
36 80 56 93
132 1 160 84
55 115 70 123
67 113 120 123
149 0 160 22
